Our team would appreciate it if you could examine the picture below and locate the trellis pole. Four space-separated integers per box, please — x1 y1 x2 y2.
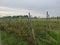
28 12 37 45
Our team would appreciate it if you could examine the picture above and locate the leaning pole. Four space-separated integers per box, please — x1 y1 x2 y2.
28 12 38 45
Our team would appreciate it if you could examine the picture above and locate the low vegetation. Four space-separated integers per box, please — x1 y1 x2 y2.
0 18 60 45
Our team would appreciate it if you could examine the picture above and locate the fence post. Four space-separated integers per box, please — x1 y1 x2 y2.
28 12 37 45
45 11 50 45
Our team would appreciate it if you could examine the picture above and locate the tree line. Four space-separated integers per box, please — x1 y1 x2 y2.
0 15 60 19
1 15 38 19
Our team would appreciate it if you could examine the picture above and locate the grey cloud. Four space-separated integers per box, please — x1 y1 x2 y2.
0 0 60 16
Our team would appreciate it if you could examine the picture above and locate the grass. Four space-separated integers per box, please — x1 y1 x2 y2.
0 18 60 45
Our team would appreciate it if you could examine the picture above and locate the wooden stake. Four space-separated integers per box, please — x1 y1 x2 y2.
28 12 37 45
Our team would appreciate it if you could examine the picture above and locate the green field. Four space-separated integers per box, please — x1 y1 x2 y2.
0 18 60 45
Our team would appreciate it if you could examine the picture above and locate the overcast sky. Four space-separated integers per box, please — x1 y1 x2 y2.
0 0 60 17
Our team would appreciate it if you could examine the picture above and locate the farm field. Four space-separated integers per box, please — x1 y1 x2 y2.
0 18 60 45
